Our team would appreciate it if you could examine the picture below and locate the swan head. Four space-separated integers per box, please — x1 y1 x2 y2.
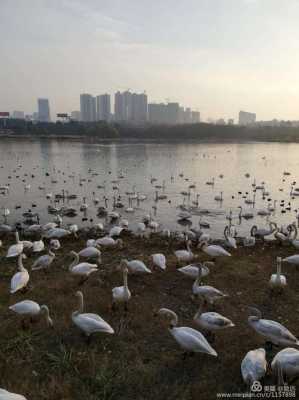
158 308 178 328
248 306 262 321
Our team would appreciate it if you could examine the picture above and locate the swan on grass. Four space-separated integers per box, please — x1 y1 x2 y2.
6 231 23 258
178 261 212 279
224 225 237 249
174 240 195 264
192 266 228 305
269 257 286 290
123 259 151 274
0 388 27 400
78 246 102 264
96 236 123 248
72 291 114 341
10 254 29 294
151 253 166 270
198 241 231 258
271 348 299 384
9 300 53 328
157 308 217 357
248 307 299 348
241 348 267 388
193 297 234 340
112 263 131 311
69 251 98 283
32 250 55 271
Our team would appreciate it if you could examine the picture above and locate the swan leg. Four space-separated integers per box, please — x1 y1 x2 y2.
78 276 88 286
124 302 128 312
111 302 117 312
265 341 273 352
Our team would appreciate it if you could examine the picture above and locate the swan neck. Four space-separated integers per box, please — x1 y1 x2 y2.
69 252 79 270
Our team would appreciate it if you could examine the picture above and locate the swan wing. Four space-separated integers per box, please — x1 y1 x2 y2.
6 243 23 258
200 312 234 328
74 314 114 335
241 349 267 383
171 327 217 356
9 300 40 315
258 320 298 343
10 271 29 293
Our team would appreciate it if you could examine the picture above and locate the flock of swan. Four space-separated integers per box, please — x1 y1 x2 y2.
2 165 299 398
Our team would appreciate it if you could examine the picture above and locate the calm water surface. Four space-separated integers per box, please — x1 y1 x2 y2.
0 138 298 238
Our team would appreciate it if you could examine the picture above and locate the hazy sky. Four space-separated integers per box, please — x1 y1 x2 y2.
1 0 299 121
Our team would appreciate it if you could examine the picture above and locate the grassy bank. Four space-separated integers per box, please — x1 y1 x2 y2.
0 232 298 399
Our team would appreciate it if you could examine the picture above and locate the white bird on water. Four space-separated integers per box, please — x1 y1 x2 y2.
157 308 217 357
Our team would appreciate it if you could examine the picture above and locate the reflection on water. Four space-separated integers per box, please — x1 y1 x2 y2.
0 138 299 238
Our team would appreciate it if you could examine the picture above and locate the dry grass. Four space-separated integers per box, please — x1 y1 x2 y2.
0 232 299 399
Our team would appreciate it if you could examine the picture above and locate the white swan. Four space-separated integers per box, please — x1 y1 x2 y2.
96 236 123 248
271 348 299 384
192 267 228 305
109 226 123 237
250 222 277 240
178 262 212 279
69 251 98 281
174 240 195 264
10 254 29 294
269 257 286 289
50 239 61 250
32 239 45 253
0 388 27 400
32 250 55 271
198 241 231 258
6 231 23 258
72 291 114 338
193 299 234 334
248 307 299 347
44 228 70 239
78 246 102 264
241 348 267 387
151 253 166 270
224 226 237 249
157 308 217 356
9 300 53 327
123 259 152 274
112 263 131 310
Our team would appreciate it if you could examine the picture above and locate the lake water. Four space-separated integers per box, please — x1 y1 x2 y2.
0 137 298 238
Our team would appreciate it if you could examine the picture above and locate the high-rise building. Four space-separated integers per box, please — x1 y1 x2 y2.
131 93 148 123
239 111 256 125
96 94 111 121
71 111 81 121
37 98 51 122
166 103 180 125
114 91 126 122
191 111 200 123
12 111 25 119
148 103 167 124
80 94 96 122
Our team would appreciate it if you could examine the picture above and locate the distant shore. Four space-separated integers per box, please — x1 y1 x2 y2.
2 120 299 143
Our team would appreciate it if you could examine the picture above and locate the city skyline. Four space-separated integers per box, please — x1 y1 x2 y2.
1 1 299 121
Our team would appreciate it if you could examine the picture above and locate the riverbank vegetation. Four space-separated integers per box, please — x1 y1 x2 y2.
0 232 299 399
3 119 299 143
